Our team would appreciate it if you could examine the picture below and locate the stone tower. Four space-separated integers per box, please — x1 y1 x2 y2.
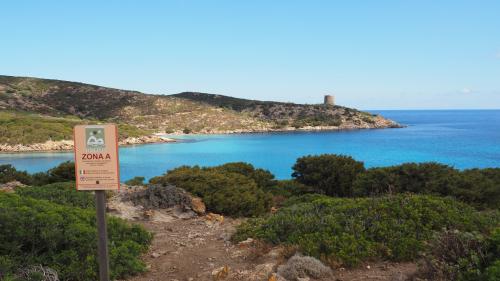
324 95 335 106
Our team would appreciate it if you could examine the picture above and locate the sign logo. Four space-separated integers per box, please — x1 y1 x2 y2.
86 127 106 150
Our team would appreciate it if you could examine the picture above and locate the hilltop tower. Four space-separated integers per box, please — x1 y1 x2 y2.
324 95 335 106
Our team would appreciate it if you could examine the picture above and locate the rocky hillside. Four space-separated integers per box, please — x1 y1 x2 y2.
0 75 400 146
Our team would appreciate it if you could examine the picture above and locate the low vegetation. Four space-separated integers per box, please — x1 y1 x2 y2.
352 163 500 209
234 194 499 267
292 154 365 197
15 182 95 209
0 193 152 281
150 164 273 217
1 153 499 280
0 110 150 145
417 228 500 280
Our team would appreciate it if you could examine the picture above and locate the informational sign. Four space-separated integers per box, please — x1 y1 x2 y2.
74 124 120 190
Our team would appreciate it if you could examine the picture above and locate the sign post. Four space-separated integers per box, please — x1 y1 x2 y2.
73 124 120 281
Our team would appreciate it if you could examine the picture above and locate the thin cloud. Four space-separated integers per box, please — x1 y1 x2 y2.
461 88 473 94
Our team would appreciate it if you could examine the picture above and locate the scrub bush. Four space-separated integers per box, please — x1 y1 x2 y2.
214 162 277 189
0 193 152 281
276 254 333 280
15 182 94 209
0 164 32 185
150 165 272 217
353 163 500 209
353 162 461 196
31 161 75 186
234 194 499 267
418 228 500 281
292 154 365 197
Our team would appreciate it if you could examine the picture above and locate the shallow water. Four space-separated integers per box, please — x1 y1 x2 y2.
1 110 499 180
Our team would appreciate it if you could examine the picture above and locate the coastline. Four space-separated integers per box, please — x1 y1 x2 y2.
0 120 403 153
0 135 177 153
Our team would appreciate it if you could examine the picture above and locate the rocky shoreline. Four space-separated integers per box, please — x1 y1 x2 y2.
0 135 176 153
168 115 403 135
0 117 402 153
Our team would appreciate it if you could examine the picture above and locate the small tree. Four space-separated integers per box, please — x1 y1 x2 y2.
292 154 365 197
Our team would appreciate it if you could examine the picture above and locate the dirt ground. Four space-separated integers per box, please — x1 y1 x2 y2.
120 209 418 281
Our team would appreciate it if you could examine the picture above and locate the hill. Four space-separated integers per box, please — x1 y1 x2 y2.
0 75 400 151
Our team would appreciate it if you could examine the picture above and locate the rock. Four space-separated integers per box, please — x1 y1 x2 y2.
151 252 161 258
173 206 197 219
237 238 255 248
0 181 25 192
253 263 275 280
211 265 229 280
206 213 224 223
297 278 310 281
144 209 155 219
191 197 206 214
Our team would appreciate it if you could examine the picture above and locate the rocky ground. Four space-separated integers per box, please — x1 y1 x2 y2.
107 187 418 281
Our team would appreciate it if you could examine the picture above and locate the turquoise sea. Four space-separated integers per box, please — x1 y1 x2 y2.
1 110 499 180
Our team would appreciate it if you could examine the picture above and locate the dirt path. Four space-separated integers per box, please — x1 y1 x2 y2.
123 211 273 281
120 209 417 281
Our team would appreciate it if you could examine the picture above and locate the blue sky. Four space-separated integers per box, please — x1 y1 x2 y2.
1 1 499 109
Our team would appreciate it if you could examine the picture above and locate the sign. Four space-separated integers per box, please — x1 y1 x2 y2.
74 124 120 190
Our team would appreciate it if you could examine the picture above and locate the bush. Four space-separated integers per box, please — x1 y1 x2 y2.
31 161 75 186
353 162 458 196
124 176 145 186
292 154 365 197
150 165 273 217
418 228 500 281
15 182 94 209
0 165 32 185
453 169 500 210
234 194 499 267
277 254 333 280
214 162 277 189
0 193 152 281
418 230 489 280
269 180 315 197
353 163 500 209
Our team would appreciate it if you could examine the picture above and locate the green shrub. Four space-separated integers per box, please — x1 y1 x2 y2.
0 192 152 280
234 194 498 267
353 162 459 196
266 180 314 198
124 176 146 186
292 154 365 197
353 163 500 209
485 260 500 280
31 161 75 186
15 182 94 209
0 165 32 185
418 228 500 281
419 230 489 280
214 162 277 189
453 169 500 210
150 165 272 217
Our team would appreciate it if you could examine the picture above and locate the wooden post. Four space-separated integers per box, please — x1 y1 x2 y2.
95 190 110 281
